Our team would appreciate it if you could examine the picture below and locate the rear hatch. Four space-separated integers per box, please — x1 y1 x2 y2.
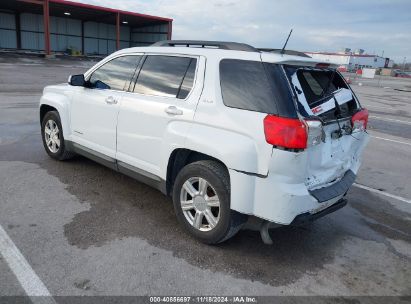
285 65 369 190
261 56 369 191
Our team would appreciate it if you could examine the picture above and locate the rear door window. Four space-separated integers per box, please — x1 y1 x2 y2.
219 59 277 114
134 55 197 99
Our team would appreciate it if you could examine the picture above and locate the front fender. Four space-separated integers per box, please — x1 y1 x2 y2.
39 85 73 137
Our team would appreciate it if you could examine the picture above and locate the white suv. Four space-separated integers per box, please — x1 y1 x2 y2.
39 40 369 244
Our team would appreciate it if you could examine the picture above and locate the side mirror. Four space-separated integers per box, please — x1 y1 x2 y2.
68 74 86 86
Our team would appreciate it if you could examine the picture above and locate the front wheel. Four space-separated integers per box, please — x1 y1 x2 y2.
172 160 248 244
41 111 74 160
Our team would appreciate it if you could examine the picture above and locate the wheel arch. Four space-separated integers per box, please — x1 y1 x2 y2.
40 104 57 124
166 148 229 196
39 91 72 137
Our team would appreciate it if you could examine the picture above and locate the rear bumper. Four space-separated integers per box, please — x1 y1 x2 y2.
309 170 356 203
229 164 354 225
290 198 348 226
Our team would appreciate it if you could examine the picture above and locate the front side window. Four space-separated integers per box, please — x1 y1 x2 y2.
89 55 141 91
134 55 197 98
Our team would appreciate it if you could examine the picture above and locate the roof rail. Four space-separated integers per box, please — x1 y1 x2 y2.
258 48 311 58
152 40 258 52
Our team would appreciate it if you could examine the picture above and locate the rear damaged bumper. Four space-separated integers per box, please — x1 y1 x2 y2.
229 166 355 225
309 170 355 203
290 198 348 226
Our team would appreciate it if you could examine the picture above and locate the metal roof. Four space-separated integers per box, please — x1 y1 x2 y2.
0 0 172 27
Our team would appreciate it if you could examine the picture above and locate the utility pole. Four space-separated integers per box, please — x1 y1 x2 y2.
377 50 384 87
403 57 407 72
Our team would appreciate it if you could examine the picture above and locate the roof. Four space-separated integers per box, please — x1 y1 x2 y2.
305 51 380 58
0 0 172 27
50 0 172 22
153 40 258 52
258 48 311 58
108 43 338 68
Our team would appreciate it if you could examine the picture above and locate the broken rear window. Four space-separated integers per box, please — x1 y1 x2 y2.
284 66 358 120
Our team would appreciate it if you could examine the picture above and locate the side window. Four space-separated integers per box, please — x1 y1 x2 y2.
219 59 277 114
89 55 141 91
134 55 197 98
177 59 196 99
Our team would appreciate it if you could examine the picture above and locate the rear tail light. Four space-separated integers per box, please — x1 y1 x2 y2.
263 115 308 149
351 108 369 131
305 120 324 147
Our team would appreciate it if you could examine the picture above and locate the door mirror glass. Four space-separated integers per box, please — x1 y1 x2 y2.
93 80 111 90
69 74 86 86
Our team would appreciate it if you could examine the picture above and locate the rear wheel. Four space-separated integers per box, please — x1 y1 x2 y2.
172 160 248 244
41 111 75 160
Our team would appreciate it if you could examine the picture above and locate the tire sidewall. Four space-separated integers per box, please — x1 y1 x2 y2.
172 162 232 244
41 111 66 160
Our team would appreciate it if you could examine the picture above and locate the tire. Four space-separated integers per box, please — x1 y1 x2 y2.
172 160 248 244
41 111 75 160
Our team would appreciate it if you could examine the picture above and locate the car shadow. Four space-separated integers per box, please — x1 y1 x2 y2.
31 155 360 286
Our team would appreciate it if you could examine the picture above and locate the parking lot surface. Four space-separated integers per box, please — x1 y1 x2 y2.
0 55 410 298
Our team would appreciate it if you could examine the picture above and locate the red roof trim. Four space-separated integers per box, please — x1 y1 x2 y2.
305 51 380 58
50 0 173 22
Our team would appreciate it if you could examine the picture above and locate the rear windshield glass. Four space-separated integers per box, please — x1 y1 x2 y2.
284 66 358 120
219 59 296 117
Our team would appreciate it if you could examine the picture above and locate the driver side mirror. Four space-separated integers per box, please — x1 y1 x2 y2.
68 74 86 86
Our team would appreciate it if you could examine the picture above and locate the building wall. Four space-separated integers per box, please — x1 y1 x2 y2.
0 12 17 49
131 24 168 47
306 52 390 69
0 12 169 55
83 21 131 55
307 53 350 65
348 56 387 69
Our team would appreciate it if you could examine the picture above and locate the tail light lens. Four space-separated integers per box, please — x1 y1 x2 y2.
263 115 308 149
305 120 324 147
351 108 369 131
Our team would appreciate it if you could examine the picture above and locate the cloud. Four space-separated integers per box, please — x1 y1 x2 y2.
70 0 411 62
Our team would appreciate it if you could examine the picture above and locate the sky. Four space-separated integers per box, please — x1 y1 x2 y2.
71 0 411 62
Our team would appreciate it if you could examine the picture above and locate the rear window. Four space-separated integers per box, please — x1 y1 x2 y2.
296 69 341 107
284 66 358 120
220 59 276 114
219 59 296 117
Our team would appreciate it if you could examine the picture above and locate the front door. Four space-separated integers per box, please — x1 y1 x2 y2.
70 54 142 159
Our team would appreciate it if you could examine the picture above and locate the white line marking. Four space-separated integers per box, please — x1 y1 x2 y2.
362 104 397 111
0 224 56 303
353 183 411 204
371 135 411 146
370 115 411 125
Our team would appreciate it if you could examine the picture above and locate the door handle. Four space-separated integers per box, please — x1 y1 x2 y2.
105 96 118 104
165 106 183 115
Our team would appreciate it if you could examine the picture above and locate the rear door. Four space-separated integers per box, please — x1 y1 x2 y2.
116 54 205 178
70 55 142 158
